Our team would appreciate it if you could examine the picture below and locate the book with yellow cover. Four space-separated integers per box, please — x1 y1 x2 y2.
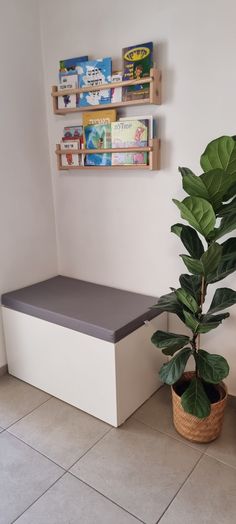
83 109 116 142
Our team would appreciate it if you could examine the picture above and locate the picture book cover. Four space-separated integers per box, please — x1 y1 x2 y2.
58 78 77 109
119 115 155 139
122 42 153 101
82 109 116 141
59 56 88 77
78 58 112 107
61 141 80 167
63 126 83 144
111 120 148 165
58 73 79 107
111 72 122 103
84 124 111 166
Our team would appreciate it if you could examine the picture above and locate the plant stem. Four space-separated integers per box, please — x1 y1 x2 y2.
197 276 206 350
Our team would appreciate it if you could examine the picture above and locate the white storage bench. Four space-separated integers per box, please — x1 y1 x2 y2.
1 276 167 426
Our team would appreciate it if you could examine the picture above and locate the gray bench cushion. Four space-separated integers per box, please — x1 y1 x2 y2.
1 276 160 343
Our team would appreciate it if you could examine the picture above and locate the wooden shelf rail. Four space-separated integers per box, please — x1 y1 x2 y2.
55 138 160 171
51 68 161 114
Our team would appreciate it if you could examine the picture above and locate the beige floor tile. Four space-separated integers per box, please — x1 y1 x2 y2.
9 397 110 469
15 473 140 524
206 405 236 468
133 386 207 451
0 432 63 524
0 374 50 428
159 455 236 524
71 418 201 524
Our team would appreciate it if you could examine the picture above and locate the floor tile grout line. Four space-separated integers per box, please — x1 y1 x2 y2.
11 470 67 524
5 430 68 472
155 453 204 524
133 416 207 453
4 396 52 431
68 471 146 524
203 452 236 471
68 426 113 470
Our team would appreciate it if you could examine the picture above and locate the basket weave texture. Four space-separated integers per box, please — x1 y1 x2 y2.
171 372 227 443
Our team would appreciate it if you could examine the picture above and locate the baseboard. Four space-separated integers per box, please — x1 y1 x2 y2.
0 364 8 377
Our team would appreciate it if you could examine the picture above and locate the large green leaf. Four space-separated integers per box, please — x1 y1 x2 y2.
171 223 183 237
179 274 201 303
173 197 216 239
197 312 230 333
181 171 209 199
199 170 236 211
159 347 192 385
197 350 229 384
207 238 236 283
152 292 184 321
208 288 236 314
200 136 236 174
180 255 203 275
218 198 236 217
214 213 236 240
181 377 211 418
200 242 222 276
183 310 199 332
180 226 204 259
151 330 190 356
175 288 199 314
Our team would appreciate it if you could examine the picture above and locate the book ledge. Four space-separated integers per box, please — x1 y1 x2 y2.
55 138 160 171
52 68 161 114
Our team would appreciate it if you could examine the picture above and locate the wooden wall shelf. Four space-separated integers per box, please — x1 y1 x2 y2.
55 139 160 171
51 68 161 114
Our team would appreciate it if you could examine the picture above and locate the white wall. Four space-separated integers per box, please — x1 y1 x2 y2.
40 0 236 393
0 0 58 366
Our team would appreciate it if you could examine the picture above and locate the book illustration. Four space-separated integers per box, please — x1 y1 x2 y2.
58 78 77 109
84 124 111 166
59 56 88 81
82 109 116 141
122 42 153 101
58 73 79 107
111 120 148 165
61 141 80 167
78 58 112 107
63 126 83 145
111 72 122 103
119 115 155 139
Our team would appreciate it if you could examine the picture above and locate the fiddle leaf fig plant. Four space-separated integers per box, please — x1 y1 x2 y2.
152 136 236 419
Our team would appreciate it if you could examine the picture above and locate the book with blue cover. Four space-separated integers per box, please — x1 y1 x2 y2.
59 55 88 78
84 124 111 166
78 58 112 107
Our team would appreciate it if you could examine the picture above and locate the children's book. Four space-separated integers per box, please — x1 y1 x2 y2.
82 109 116 141
58 73 79 107
119 115 155 139
111 72 122 103
58 78 77 109
111 120 148 165
78 58 112 107
84 124 111 166
62 126 83 144
122 42 153 101
59 56 88 78
61 141 80 167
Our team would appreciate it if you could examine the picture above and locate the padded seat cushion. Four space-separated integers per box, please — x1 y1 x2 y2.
1 276 160 343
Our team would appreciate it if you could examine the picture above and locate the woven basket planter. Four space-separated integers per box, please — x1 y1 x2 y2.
171 372 228 443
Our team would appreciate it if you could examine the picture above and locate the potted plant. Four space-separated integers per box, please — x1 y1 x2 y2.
151 135 236 443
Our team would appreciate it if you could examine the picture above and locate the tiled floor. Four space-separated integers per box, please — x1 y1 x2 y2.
0 374 236 524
